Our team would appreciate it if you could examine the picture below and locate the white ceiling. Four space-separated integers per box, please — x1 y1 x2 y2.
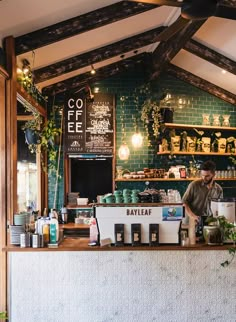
1 0 236 95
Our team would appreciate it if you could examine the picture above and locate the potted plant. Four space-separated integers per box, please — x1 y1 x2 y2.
205 216 236 267
22 111 42 147
22 110 62 174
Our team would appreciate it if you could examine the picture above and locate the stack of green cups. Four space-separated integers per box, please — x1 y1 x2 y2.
114 190 124 203
123 189 131 204
131 189 140 203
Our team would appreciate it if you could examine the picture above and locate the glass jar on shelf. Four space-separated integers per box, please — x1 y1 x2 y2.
212 114 221 126
202 113 210 126
222 114 230 127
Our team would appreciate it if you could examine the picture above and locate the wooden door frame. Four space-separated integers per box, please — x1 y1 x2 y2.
2 35 48 315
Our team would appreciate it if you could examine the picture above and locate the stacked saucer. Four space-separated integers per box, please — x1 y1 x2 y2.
14 212 30 226
10 225 26 245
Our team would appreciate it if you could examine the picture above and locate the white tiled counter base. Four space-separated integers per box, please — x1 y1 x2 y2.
9 251 236 322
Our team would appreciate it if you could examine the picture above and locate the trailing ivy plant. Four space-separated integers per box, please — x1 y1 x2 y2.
206 216 236 267
137 83 163 145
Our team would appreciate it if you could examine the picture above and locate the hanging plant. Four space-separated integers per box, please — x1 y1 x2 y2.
141 99 161 145
22 106 62 174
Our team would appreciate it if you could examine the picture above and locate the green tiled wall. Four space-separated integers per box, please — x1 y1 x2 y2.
48 68 236 208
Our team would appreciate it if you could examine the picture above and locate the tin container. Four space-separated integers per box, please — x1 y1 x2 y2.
32 233 39 248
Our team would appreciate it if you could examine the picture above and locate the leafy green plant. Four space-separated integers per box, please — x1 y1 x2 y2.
22 110 62 174
39 118 62 174
141 99 161 143
206 216 236 267
0 311 8 320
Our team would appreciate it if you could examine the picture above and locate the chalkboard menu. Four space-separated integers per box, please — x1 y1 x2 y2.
64 93 114 154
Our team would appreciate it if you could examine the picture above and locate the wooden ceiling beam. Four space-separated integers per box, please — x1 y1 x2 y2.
167 63 236 105
184 39 236 75
150 19 206 80
34 26 165 84
42 53 150 96
15 1 156 55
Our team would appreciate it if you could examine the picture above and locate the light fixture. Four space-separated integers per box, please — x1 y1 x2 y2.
16 66 22 74
74 85 94 100
118 95 130 160
118 143 130 160
94 87 99 93
131 132 143 148
160 91 191 110
90 64 96 75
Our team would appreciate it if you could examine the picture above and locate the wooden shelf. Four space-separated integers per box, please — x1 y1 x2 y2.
164 123 236 131
157 151 236 156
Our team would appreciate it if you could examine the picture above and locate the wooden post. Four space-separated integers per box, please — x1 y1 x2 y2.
5 36 18 220
0 65 9 314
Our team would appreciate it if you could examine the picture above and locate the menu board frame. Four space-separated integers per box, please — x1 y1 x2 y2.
64 93 115 155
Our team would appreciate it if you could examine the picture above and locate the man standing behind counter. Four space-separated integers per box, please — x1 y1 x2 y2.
182 160 223 223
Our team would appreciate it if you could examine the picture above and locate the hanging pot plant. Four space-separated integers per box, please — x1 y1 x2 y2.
25 128 40 145
22 112 42 153
22 110 62 174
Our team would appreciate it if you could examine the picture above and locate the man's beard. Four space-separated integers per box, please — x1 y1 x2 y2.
203 177 213 185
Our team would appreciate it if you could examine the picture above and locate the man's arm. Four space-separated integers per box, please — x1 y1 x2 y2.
183 203 200 222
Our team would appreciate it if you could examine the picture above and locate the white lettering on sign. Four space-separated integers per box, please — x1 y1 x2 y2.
67 98 84 133
68 98 83 109
126 209 152 216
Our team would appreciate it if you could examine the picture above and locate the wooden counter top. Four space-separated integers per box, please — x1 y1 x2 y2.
3 237 233 252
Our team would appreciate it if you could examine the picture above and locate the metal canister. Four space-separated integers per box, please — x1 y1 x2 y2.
20 233 26 248
32 233 39 248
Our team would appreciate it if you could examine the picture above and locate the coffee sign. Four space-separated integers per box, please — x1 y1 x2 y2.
64 93 114 154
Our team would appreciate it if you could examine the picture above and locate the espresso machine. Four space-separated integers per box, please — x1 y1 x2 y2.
211 198 236 223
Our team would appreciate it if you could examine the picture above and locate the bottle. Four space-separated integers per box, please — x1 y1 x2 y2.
50 213 59 244
89 218 98 244
42 223 50 246
43 208 48 218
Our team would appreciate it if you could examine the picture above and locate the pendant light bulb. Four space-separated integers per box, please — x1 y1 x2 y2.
118 143 130 160
131 132 143 148
90 64 96 75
